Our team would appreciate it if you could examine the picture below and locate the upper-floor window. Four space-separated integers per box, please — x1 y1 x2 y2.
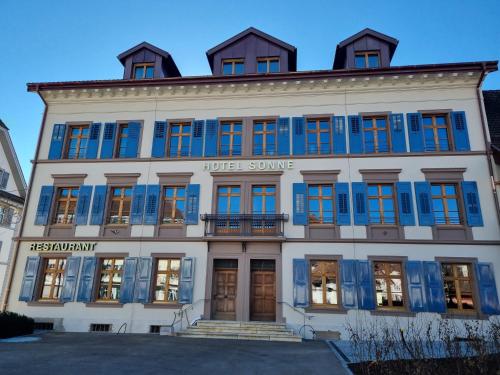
97 258 124 301
373 261 405 309
116 124 129 158
252 185 276 214
53 187 79 225
0 169 9 190
354 51 380 68
0 205 14 227
220 121 242 156
363 116 389 153
253 120 276 156
153 258 180 303
257 57 279 73
161 186 185 224
431 183 461 225
133 63 154 79
217 186 241 214
222 59 244 75
441 263 475 312
108 186 133 225
308 184 334 224
423 114 451 152
307 118 331 154
39 258 66 301
65 125 89 159
310 260 339 307
168 122 191 157
368 184 396 224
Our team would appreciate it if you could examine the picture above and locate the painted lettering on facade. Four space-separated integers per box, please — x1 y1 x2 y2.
203 160 294 172
29 242 97 252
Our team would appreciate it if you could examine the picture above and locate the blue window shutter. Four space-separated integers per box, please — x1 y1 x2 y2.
357 260 375 310
396 182 415 226
60 256 81 303
75 185 92 225
293 258 309 308
407 113 424 152
390 113 407 153
100 122 116 159
191 120 204 157
476 263 500 315
423 261 446 313
134 257 153 303
152 121 167 158
76 257 97 302
293 183 308 225
292 117 306 155
179 257 195 304
277 117 290 155
414 182 434 226
85 123 101 159
348 115 363 154
124 122 141 158
119 257 138 304
19 256 41 301
461 181 483 227
48 124 66 160
341 260 358 309
335 182 350 225
405 261 427 312
90 185 107 225
352 182 368 225
332 116 347 154
35 186 54 225
450 111 470 151
144 185 160 225
185 184 200 225
204 119 219 157
130 185 146 225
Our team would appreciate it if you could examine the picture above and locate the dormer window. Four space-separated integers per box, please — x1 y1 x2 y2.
257 57 280 73
133 63 154 79
354 51 380 69
222 59 245 75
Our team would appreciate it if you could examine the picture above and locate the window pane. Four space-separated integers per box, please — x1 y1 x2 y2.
368 54 379 68
134 66 144 79
234 62 244 74
355 55 366 68
269 60 279 73
257 61 267 73
145 66 154 78
222 62 232 75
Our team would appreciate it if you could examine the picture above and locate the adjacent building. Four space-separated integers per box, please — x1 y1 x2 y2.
2 27 500 337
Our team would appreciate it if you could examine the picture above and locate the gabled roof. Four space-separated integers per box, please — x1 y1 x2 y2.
206 27 297 71
117 42 181 77
0 120 27 199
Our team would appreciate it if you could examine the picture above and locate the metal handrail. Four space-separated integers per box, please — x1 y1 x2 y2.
277 301 316 339
201 213 288 236
116 322 127 335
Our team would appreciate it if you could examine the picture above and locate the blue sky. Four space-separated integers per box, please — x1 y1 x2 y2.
1 0 499 179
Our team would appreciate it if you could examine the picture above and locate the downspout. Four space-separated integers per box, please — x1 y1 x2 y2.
1 86 48 311
476 63 500 226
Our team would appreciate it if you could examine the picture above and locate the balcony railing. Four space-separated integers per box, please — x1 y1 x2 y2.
201 214 288 237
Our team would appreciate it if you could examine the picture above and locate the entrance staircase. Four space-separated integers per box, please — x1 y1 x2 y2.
176 320 302 342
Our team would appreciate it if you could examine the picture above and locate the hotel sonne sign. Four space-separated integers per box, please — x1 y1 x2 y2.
203 160 294 172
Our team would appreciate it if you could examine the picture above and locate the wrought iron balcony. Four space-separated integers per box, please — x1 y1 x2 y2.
201 214 288 237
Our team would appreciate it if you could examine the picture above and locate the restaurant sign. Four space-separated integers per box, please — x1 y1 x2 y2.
30 242 97 252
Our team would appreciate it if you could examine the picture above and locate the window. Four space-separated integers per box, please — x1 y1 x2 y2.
253 120 276 156
252 185 276 214
0 206 13 227
423 114 451 151
52 187 79 225
97 258 124 301
39 258 66 301
133 63 154 79
308 185 334 224
307 118 331 154
153 258 180 303
310 260 338 307
108 187 133 225
65 125 89 159
373 261 405 309
354 51 380 68
222 59 244 75
116 124 129 158
363 116 389 153
441 263 475 312
257 57 279 73
168 122 191 157
368 184 397 224
161 186 185 224
431 183 461 225
220 121 242 156
217 186 241 214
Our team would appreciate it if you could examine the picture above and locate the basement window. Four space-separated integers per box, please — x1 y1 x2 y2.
90 324 111 332
149 325 161 334
34 322 54 331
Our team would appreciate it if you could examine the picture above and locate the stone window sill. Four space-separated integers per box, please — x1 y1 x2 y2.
305 306 347 315
85 302 124 308
27 301 64 307
370 309 416 317
143 303 182 309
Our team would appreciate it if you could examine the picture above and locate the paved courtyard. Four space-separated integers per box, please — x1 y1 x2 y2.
0 332 349 375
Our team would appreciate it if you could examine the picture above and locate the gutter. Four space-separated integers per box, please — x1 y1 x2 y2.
475 64 500 226
1 86 47 311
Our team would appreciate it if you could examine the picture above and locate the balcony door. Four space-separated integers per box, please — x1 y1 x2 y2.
212 259 238 320
251 185 276 234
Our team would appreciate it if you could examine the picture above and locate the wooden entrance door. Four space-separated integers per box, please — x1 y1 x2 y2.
250 260 276 321
213 267 238 320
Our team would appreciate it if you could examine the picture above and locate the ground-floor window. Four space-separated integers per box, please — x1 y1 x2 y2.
373 261 405 309
97 258 124 301
310 260 338 307
39 258 66 301
441 263 475 312
153 258 180 303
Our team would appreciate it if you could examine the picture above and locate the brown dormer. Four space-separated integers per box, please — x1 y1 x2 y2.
118 42 181 79
206 27 297 76
333 28 398 69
